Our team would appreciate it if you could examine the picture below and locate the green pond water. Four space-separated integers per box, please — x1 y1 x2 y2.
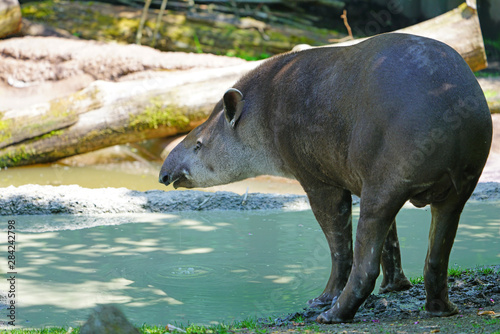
0 203 499 329
0 163 306 194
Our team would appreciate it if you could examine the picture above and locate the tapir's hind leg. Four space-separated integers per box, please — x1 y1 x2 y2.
424 178 478 316
379 221 412 293
306 186 353 308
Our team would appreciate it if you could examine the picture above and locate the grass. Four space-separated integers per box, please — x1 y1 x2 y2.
448 265 465 277
407 265 497 285
0 316 323 334
475 71 500 78
484 318 500 326
0 317 266 334
409 276 424 285
0 329 73 334
225 49 271 61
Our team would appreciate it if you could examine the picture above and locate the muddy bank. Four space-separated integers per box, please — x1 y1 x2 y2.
0 184 312 215
266 266 500 334
0 182 499 216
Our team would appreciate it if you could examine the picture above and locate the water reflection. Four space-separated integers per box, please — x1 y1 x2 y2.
0 202 498 328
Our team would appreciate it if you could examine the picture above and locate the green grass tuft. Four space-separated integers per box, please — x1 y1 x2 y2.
409 276 424 285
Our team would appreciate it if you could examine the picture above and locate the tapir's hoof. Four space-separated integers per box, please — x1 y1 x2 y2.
316 309 352 324
379 278 413 294
307 295 338 309
307 298 329 308
426 301 459 317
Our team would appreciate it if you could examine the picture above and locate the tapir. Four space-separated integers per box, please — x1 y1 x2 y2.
159 33 492 323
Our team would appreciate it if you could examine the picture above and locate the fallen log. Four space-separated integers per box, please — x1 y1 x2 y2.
323 2 487 72
0 0 21 38
393 1 486 72
0 62 259 167
0 2 488 167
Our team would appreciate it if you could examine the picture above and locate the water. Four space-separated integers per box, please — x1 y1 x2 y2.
0 164 165 192
0 164 305 194
0 203 499 328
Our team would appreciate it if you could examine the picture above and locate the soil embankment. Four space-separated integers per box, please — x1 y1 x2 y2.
0 182 499 216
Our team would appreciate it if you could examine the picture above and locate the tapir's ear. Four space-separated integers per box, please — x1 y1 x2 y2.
223 88 245 128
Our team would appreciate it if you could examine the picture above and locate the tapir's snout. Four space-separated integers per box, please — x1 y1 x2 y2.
158 140 190 188
158 167 180 188
159 158 192 189
158 171 171 186
159 169 188 188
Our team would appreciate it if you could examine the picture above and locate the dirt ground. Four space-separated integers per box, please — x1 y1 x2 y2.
254 266 500 334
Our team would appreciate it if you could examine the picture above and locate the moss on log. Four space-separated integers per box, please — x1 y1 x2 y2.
0 98 83 149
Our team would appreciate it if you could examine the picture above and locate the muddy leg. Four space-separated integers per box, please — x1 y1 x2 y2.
379 221 412 293
317 191 406 323
424 182 476 316
306 187 353 308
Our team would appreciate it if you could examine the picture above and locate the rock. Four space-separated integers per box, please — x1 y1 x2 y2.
80 305 140 334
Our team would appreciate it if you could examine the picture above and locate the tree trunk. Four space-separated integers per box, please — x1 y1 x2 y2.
0 0 21 38
0 2 489 167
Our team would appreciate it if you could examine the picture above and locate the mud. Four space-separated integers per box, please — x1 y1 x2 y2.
0 184 312 215
267 266 500 333
1 182 499 216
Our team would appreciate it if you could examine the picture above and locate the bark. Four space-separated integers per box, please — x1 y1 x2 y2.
0 0 21 38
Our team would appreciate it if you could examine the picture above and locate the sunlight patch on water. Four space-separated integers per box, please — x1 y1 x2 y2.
20 278 135 309
264 275 295 284
8 213 180 232
177 247 215 255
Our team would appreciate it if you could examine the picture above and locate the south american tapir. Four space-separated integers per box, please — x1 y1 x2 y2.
159 33 493 323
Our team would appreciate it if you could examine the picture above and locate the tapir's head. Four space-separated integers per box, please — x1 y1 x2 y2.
159 88 262 189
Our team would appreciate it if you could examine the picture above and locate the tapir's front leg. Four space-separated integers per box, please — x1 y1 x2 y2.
306 186 353 308
306 186 411 309
317 190 407 323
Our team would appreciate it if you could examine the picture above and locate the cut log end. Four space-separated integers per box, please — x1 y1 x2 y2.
0 0 22 38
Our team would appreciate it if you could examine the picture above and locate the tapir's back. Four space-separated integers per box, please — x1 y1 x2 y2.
245 33 492 193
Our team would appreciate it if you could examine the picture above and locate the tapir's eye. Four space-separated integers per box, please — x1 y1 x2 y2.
194 140 202 152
